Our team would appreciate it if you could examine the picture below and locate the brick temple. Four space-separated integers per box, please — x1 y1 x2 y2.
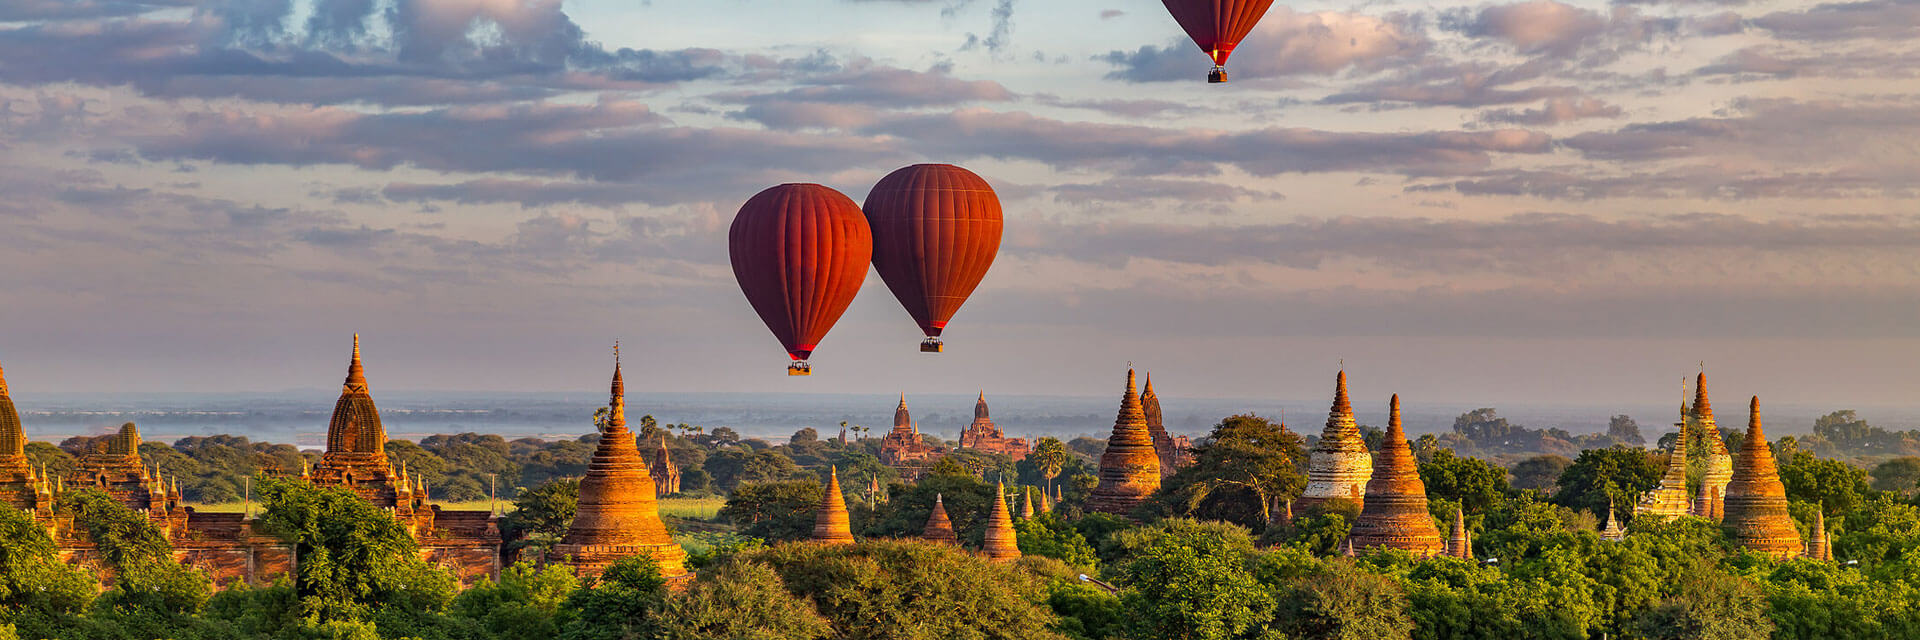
956 392 1029 461
878 394 941 477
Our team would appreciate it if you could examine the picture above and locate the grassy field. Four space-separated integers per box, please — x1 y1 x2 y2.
187 497 724 520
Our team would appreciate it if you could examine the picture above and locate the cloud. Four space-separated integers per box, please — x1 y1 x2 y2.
1443 1 1676 60
1320 58 1579 108
1101 8 1425 82
1478 97 1623 125
1046 178 1285 206
1100 9 1124 20
1695 45 1920 79
1752 0 1920 41
717 61 1014 129
1561 97 1920 163
1411 166 1920 200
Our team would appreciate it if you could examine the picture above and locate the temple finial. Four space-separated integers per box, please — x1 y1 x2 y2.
343 334 368 392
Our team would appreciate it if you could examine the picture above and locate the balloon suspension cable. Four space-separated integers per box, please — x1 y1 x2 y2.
920 337 944 353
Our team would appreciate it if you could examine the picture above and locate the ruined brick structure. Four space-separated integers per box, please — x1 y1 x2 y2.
1691 374 1732 520
1722 397 1802 559
552 349 687 579
649 436 681 498
957 392 1028 461
1086 368 1160 518
1346 395 1446 557
1298 371 1370 512
1139 374 1193 476
1446 506 1472 559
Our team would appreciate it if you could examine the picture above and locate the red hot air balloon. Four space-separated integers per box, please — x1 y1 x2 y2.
863 164 1003 353
1162 0 1276 83
729 184 873 376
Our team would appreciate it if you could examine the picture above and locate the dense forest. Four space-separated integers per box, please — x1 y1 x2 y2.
7 408 1920 640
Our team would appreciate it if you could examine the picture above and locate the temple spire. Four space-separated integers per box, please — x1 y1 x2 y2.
1448 506 1470 559
1721 396 1801 558
1087 367 1160 516
1299 369 1371 512
981 480 1022 562
344 334 367 393
1808 507 1831 561
551 346 687 579
1348 395 1446 557
922 493 957 544
812 466 854 544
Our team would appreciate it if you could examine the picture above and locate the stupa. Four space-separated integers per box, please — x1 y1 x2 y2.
1140 374 1185 476
0 361 50 513
1637 396 1692 519
552 348 688 578
981 481 1021 562
1721 397 1802 559
1447 506 1472 559
1298 371 1371 512
1346 395 1446 557
922 494 958 544
1086 368 1160 517
811 466 855 545
1017 487 1034 519
649 436 680 498
1806 508 1831 561
1600 497 1627 541
1693 374 1732 520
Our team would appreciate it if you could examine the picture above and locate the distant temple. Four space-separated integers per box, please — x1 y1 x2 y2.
1086 368 1160 518
1600 497 1627 541
957 392 1029 460
1140 374 1193 476
878 395 941 477
1691 374 1731 520
1298 371 1371 512
552 348 686 579
1345 395 1446 557
1722 397 1802 559
649 436 681 498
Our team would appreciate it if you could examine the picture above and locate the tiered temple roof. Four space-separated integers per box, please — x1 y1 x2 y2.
1346 395 1446 557
957 392 1029 460
553 350 687 578
981 481 1021 562
1693 374 1731 520
878 395 940 475
922 494 958 544
811 466 855 545
1638 399 1692 519
1298 371 1371 512
1087 368 1160 517
0 360 47 512
649 436 681 498
1722 397 1802 558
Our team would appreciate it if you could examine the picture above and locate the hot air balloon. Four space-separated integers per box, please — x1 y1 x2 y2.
729 184 872 376
863 164 1003 353
1162 0 1276 83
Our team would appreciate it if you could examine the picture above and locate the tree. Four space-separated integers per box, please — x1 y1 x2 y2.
1870 457 1920 493
452 562 578 640
704 449 802 492
1553 447 1663 522
1152 414 1305 530
657 560 832 640
557 556 668 640
0 501 95 620
1280 559 1414 640
253 477 457 624
501 478 580 558
790 428 818 445
1027 437 1070 493
1511 455 1572 493
1108 519 1273 640
1014 513 1098 570
1631 570 1773 640
1609 415 1646 446
1418 449 1511 514
744 540 1063 639
1778 452 1871 517
718 481 823 542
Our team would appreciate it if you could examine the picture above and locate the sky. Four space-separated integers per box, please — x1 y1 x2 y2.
0 0 1916 410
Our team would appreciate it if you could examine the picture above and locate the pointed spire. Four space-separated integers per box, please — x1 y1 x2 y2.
552 347 687 579
1036 486 1053 514
1348 395 1446 557
0 356 9 397
1639 405 1692 518
343 333 368 393
1808 507 1831 561
1299 369 1371 512
811 466 854 544
922 493 958 544
1342 537 1356 557
1722 396 1802 558
1601 496 1627 541
975 390 989 420
981 480 1021 562
1692 371 1713 423
1088 367 1160 517
1449 506 1471 559
1017 487 1034 519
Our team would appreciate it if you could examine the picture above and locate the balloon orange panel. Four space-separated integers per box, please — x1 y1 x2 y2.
729 184 872 365
1162 0 1276 82
863 164 1003 347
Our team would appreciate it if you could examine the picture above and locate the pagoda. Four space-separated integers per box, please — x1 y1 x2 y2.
1806 509 1832 561
1637 397 1692 519
811 466 855 545
1346 395 1446 557
1086 368 1160 517
1140 374 1190 476
981 481 1021 562
1721 397 1801 558
648 436 681 498
1298 371 1371 512
1600 497 1627 541
1692 374 1732 520
922 494 958 544
957 393 1030 461
68 421 187 534
552 349 688 578
0 361 50 514
1446 506 1472 560
878 395 940 477
309 335 426 523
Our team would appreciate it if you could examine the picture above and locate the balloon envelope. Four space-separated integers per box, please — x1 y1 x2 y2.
729 184 872 361
1162 0 1275 70
863 164 1003 339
